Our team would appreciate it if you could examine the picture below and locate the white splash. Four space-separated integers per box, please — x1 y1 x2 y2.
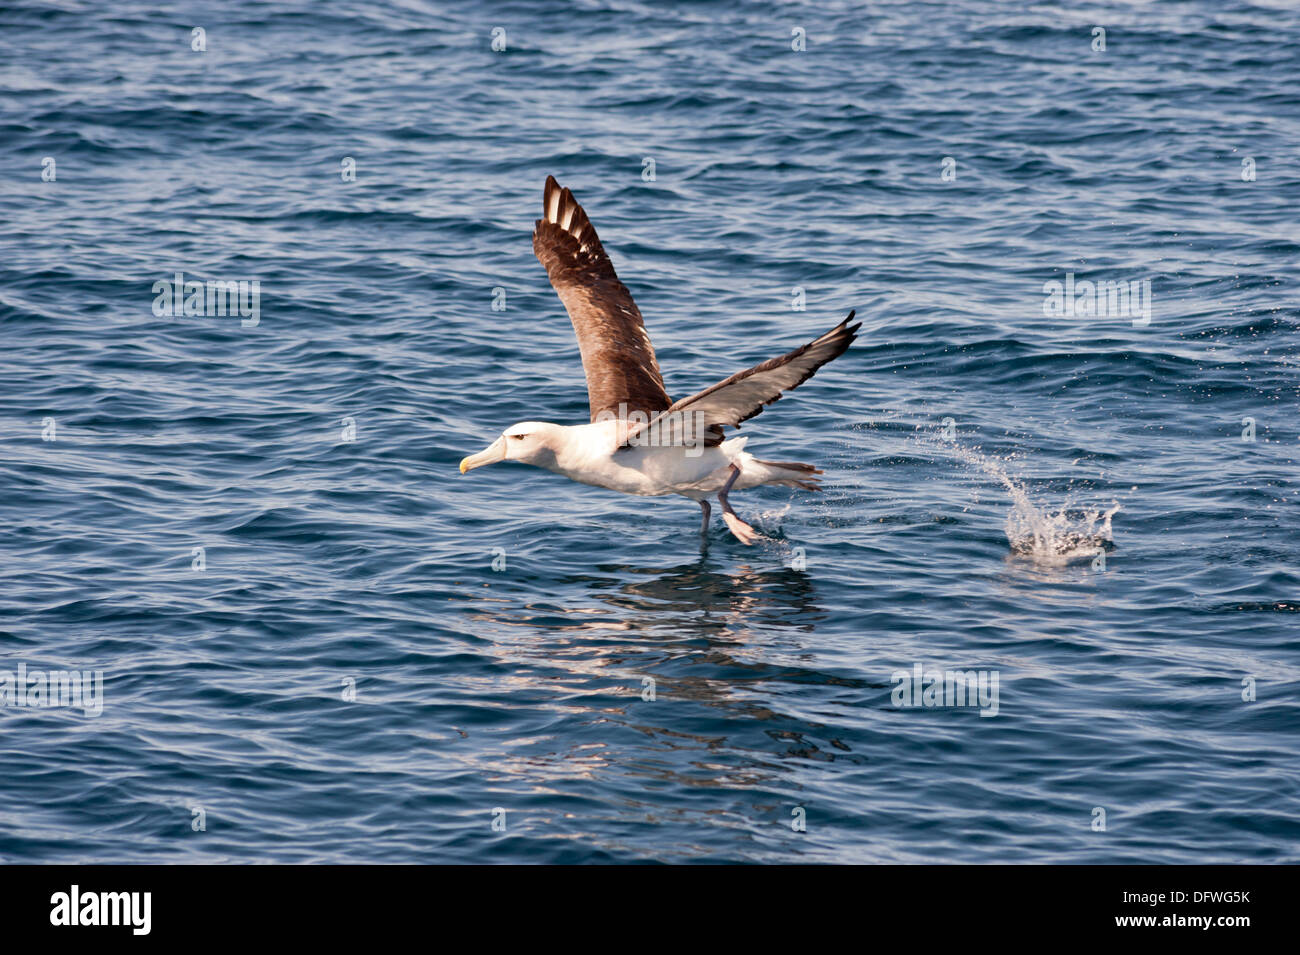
753 503 792 531
935 440 1119 564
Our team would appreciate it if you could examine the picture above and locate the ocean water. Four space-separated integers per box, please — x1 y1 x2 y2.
1 0 1298 864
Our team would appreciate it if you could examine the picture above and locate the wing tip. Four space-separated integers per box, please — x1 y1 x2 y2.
818 310 861 349
536 177 599 250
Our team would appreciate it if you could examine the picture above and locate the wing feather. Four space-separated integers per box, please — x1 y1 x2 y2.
532 176 671 422
624 313 860 448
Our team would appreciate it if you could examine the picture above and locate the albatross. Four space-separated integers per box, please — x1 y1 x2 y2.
459 176 860 545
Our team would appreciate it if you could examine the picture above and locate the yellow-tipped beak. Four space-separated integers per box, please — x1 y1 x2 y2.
459 437 506 475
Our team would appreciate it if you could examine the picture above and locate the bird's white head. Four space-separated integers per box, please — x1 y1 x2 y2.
459 422 562 474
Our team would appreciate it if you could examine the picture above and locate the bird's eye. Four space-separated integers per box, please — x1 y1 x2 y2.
509 434 525 441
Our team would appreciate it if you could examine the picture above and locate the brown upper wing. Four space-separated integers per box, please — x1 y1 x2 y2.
532 176 671 422
624 313 860 449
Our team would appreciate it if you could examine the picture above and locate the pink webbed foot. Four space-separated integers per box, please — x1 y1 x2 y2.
722 511 760 545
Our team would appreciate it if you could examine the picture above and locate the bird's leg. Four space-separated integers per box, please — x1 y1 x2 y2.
717 465 759 545
698 499 711 535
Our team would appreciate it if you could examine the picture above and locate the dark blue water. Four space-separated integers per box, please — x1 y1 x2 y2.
2 0 1298 863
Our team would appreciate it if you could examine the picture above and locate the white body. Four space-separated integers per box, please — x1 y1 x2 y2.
534 419 778 500
460 419 804 500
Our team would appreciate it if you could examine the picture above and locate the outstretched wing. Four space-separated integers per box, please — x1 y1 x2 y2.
625 313 860 448
532 176 671 422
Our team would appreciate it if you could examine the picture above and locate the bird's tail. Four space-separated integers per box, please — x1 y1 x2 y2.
754 458 823 492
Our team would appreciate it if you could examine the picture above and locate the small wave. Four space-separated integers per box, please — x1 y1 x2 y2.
1208 601 1300 613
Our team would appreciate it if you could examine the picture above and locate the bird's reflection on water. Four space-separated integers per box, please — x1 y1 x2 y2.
593 552 824 639
462 552 871 802
480 551 826 652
